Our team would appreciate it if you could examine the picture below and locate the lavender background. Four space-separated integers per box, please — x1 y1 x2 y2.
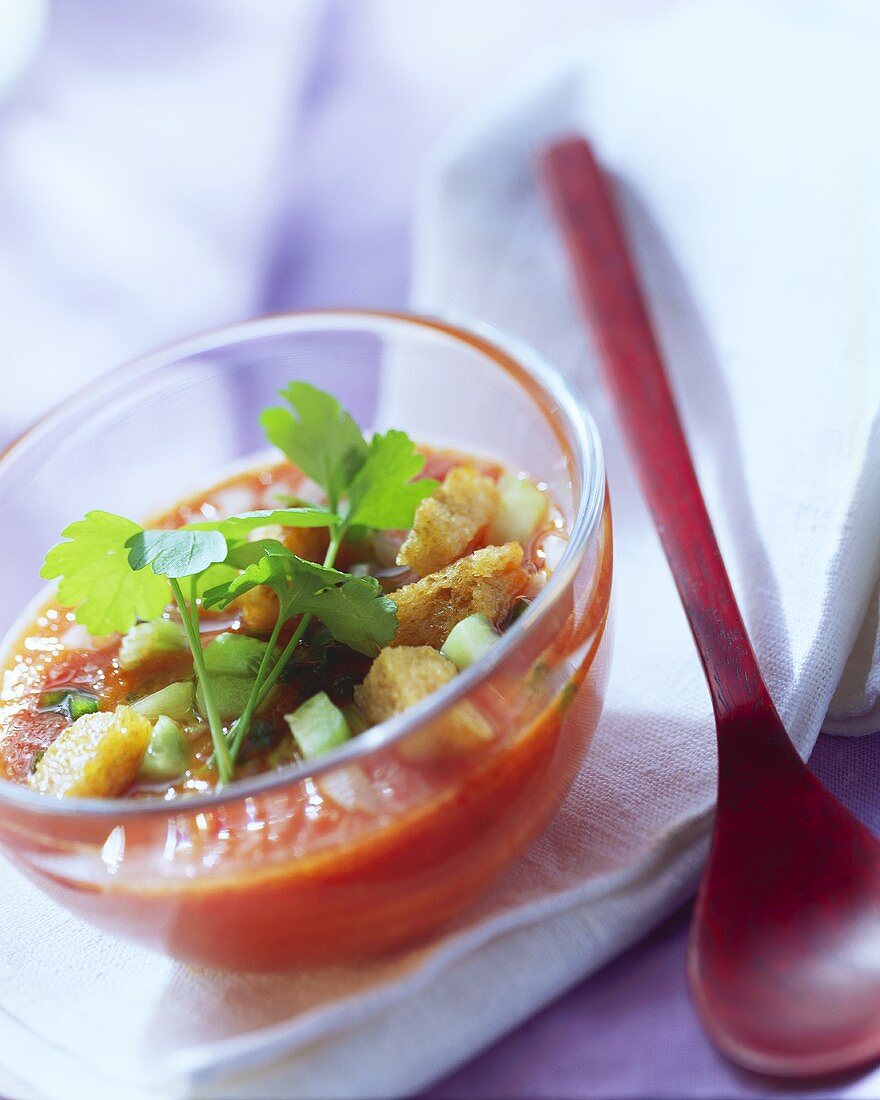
0 2 877 1097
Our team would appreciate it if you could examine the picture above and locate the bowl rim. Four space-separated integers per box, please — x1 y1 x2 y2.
0 308 606 819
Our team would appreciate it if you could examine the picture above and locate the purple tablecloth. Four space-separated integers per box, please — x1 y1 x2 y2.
423 734 880 1099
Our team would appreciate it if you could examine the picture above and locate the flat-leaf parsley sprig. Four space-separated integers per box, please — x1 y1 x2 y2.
39 383 437 785
43 519 255 784
199 382 438 765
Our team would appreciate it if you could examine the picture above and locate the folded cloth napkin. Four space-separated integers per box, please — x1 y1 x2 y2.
3 3 880 1099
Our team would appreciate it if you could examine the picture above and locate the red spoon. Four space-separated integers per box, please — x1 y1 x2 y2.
540 137 880 1078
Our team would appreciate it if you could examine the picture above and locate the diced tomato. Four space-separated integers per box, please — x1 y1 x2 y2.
42 647 117 693
0 708 68 782
419 449 501 483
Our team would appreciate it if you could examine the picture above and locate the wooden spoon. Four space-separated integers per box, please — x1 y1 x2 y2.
540 136 880 1078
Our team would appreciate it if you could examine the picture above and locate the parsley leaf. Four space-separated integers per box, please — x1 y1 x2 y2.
260 382 368 511
344 430 438 530
201 543 347 620
302 577 397 656
127 529 228 578
187 539 269 597
40 511 170 635
185 507 332 538
202 544 395 655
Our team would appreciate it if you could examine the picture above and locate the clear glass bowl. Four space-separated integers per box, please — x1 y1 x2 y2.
0 311 612 970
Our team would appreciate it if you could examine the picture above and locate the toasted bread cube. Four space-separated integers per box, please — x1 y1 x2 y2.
236 585 281 634
248 523 330 564
397 467 499 576
389 542 528 648
356 646 457 721
236 523 330 632
399 701 493 763
28 705 153 798
354 646 492 761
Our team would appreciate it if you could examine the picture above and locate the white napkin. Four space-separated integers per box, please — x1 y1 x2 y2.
3 3 880 1099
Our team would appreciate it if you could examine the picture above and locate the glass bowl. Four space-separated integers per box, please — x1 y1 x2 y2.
0 310 612 970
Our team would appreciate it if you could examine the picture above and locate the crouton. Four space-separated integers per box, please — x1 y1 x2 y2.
356 646 457 722
397 467 499 576
248 523 330 564
354 646 492 761
236 523 331 632
28 705 153 798
389 542 528 648
236 586 281 634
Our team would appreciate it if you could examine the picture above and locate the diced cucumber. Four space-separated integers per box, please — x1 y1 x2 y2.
197 634 280 720
132 680 195 723
197 675 255 720
139 716 190 782
342 704 368 735
203 633 275 676
196 675 279 721
118 619 186 671
285 693 351 760
486 473 548 546
441 613 500 671
39 688 100 721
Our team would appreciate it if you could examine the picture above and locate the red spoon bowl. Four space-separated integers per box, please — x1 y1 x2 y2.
691 717 880 1077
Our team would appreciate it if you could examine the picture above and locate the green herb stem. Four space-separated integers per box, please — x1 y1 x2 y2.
224 525 346 767
226 612 285 765
260 526 344 699
171 578 233 786
254 613 312 709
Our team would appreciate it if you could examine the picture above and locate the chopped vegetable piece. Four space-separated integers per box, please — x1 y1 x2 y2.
398 467 499 577
440 613 500 671
203 633 275 676
354 646 493 761
389 542 528 648
132 680 195 723
486 473 548 547
342 704 368 734
27 705 152 798
285 692 351 760
196 675 264 721
39 688 100 721
118 618 187 670
139 716 190 781
195 634 280 720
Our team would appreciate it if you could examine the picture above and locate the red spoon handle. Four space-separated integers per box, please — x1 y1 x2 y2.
540 137 770 718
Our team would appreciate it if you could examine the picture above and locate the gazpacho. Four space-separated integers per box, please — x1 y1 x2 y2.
1 383 554 800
